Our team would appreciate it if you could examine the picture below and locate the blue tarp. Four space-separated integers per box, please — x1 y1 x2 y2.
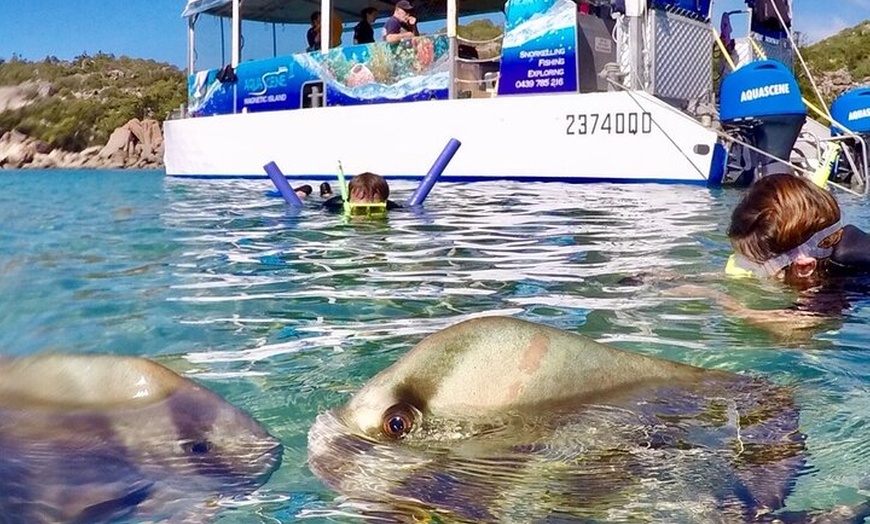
746 0 791 37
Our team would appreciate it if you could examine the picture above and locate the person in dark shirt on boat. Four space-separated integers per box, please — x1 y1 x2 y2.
353 8 378 45
383 0 418 43
307 11 321 52
307 10 343 50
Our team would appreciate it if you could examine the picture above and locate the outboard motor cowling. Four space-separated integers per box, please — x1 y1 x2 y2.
831 87 870 136
829 87 870 185
719 59 805 184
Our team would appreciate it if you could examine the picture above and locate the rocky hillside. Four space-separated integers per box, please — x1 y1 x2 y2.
796 20 870 101
0 53 185 169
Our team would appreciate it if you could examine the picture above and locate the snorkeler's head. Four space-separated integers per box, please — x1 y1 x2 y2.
348 172 389 203
728 174 842 283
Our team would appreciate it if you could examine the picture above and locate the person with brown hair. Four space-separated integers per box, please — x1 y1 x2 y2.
348 171 391 203
670 174 870 339
727 173 844 286
323 172 401 214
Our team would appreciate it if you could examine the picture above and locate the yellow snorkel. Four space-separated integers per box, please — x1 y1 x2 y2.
725 253 754 278
810 141 842 189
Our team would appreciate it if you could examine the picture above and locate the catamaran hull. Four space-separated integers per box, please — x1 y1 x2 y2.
163 90 719 184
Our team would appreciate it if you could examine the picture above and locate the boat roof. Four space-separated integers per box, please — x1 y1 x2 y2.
182 0 504 24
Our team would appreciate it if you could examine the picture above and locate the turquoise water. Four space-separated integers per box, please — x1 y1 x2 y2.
1 169 869 521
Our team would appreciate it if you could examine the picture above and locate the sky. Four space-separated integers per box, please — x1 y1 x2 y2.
0 0 868 71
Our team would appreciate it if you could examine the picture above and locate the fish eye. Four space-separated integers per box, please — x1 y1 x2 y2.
184 440 213 454
382 404 415 439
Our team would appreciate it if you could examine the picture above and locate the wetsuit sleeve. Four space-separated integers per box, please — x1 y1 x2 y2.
322 196 344 213
830 225 870 273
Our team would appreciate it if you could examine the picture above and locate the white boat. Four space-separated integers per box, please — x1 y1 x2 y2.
164 0 817 185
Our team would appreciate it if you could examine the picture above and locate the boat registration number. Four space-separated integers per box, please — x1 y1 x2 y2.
565 112 652 135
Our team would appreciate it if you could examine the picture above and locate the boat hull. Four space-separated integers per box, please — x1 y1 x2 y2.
164 91 718 184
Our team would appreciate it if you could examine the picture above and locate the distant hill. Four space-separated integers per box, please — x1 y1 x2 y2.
796 20 870 102
0 53 185 152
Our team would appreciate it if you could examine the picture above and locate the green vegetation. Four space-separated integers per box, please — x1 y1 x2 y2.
457 19 503 42
0 53 185 151
796 21 870 100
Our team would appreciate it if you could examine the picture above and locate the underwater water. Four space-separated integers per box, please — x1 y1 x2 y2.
1 169 869 522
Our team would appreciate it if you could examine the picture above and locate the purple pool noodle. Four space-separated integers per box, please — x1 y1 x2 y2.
264 161 304 207
406 138 461 207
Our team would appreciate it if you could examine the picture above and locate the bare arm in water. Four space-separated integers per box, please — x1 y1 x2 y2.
664 284 838 341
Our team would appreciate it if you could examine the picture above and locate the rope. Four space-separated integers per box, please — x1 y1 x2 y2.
602 78 705 180
456 34 503 46
711 26 737 71
453 76 498 85
768 0 831 120
455 56 501 64
603 76 861 195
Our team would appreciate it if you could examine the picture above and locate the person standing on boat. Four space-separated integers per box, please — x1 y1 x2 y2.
354 8 378 45
307 11 321 51
383 0 418 43
307 10 344 51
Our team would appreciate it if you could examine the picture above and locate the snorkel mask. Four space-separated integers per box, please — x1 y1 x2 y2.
726 221 842 278
343 201 388 217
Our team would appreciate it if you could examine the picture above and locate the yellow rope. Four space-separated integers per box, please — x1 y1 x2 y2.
711 27 737 72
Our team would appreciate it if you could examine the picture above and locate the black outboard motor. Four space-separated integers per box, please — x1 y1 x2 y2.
829 86 870 186
719 59 806 185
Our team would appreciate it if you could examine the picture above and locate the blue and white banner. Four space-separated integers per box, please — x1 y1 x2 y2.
497 0 578 96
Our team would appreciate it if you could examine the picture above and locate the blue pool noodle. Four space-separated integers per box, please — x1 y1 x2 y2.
263 161 304 207
407 138 462 207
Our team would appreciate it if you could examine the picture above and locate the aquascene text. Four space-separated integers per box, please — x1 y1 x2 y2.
739 83 791 102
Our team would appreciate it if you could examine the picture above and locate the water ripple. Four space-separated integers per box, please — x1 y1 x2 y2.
2 172 870 521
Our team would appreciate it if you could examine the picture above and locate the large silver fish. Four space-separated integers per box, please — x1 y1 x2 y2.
308 316 867 523
0 353 283 523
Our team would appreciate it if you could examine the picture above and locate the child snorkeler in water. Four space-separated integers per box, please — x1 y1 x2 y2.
677 174 870 338
727 174 870 282
323 172 401 216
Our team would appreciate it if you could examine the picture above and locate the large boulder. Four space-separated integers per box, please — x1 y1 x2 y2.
97 118 164 168
0 117 164 169
0 131 36 168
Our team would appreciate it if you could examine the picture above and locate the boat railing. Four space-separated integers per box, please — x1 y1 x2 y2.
453 33 503 99
815 134 870 195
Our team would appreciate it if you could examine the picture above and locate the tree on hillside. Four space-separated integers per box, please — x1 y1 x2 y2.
0 54 186 151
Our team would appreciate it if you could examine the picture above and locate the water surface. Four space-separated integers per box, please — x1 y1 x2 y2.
0 170 868 521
